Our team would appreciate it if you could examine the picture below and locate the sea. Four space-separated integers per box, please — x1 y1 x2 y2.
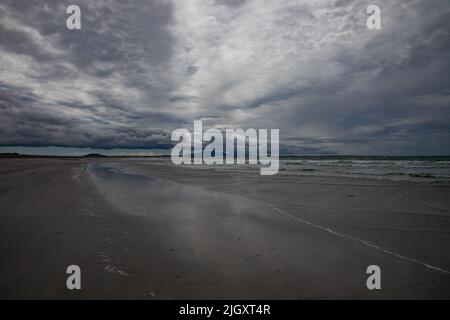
278 156 450 182
127 156 450 182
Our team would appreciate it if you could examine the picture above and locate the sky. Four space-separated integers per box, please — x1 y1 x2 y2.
0 0 449 156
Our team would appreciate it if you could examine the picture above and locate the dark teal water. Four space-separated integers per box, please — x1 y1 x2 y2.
113 156 450 182
279 156 450 181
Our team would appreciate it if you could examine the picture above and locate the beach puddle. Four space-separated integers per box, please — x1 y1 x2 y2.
88 162 260 220
87 162 283 268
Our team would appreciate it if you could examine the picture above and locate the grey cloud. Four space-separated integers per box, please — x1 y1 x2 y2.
0 86 171 149
0 0 449 154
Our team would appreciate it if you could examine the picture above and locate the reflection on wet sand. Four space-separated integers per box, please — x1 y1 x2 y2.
86 162 450 299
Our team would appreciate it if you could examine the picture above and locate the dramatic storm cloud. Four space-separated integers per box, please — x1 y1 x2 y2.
0 0 449 154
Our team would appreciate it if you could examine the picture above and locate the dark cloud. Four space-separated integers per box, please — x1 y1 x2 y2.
0 0 448 154
0 85 171 149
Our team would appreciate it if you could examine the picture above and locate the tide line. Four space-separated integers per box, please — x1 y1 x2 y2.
265 202 450 275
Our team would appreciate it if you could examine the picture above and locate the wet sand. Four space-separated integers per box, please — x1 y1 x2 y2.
1 158 450 299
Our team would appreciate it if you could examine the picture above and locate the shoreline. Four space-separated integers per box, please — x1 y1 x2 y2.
1 158 450 299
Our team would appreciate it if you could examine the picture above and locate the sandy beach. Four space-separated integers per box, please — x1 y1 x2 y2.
1 158 449 299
